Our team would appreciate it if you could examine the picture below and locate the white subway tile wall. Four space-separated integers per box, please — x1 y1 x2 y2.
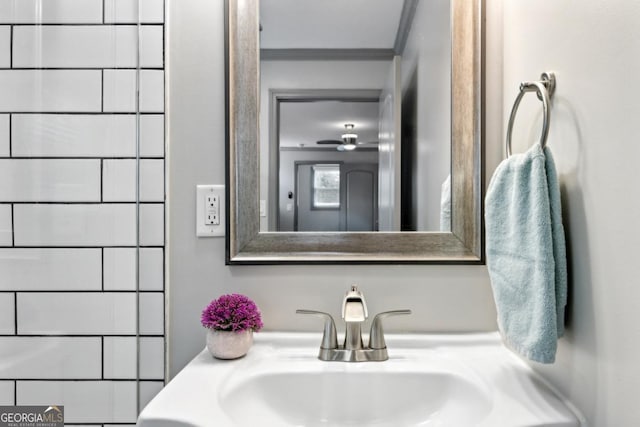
103 159 165 202
0 1 166 424
103 336 138 379
0 249 102 291
104 0 164 24
17 381 138 423
103 69 165 113
140 114 165 157
0 26 9 68
12 26 140 68
140 159 166 201
17 292 137 335
0 293 14 334
0 337 102 379
104 248 137 291
0 114 8 156
0 159 101 202
0 0 103 24
139 248 164 291
140 70 165 112
13 204 138 246
12 114 138 157
0 205 12 246
13 25 163 68
0 380 13 405
104 247 164 291
139 203 165 246
140 25 164 68
103 336 164 380
138 292 165 336
103 69 138 112
139 337 165 379
102 159 139 201
0 70 102 112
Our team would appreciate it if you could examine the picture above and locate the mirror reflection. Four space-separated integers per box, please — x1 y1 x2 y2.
259 0 452 233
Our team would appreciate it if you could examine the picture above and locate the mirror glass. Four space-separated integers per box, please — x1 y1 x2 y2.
259 0 451 232
226 0 483 263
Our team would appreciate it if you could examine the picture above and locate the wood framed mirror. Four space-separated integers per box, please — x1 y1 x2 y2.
225 0 484 264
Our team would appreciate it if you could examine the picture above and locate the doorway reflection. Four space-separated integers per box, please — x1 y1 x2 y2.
276 100 380 231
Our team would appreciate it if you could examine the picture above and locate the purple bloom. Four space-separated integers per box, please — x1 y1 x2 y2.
201 294 263 332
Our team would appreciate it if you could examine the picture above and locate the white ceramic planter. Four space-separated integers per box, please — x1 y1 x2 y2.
206 329 254 359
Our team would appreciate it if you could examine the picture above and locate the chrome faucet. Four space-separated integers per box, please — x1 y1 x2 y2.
297 285 411 362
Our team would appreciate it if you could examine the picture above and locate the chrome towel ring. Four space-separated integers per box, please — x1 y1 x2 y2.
506 72 556 158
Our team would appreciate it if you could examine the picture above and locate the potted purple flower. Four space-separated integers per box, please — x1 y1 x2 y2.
201 294 263 359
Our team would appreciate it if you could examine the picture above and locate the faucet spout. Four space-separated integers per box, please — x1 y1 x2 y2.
342 285 368 350
343 299 366 322
342 285 368 321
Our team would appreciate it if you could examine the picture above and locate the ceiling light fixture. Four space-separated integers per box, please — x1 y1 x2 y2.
338 143 357 151
341 123 358 146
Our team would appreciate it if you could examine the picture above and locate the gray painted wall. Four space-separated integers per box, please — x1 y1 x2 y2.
503 1 640 425
400 0 451 231
167 0 502 378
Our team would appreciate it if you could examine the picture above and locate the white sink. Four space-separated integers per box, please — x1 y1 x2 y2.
220 370 490 426
138 332 584 427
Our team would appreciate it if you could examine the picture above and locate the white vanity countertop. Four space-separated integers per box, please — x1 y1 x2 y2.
138 332 584 427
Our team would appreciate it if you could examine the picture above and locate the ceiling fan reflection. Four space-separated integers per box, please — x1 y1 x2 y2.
316 123 378 151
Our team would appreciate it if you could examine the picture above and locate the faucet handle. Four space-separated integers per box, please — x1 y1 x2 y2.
296 310 338 349
369 310 412 350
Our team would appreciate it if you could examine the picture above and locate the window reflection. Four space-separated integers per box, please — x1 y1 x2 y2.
312 164 341 209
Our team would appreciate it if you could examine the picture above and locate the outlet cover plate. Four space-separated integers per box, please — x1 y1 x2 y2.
196 185 225 237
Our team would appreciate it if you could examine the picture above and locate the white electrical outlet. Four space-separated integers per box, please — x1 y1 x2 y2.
197 185 225 237
205 194 220 225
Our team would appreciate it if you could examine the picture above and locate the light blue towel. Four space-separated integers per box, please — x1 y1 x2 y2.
485 143 567 363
